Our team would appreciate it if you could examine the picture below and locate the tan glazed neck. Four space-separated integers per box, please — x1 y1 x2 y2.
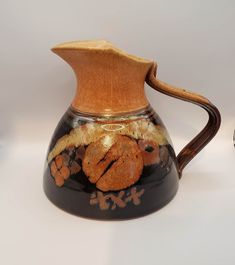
52 40 154 115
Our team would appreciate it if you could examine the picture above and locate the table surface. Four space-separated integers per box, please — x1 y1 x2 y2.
0 137 234 265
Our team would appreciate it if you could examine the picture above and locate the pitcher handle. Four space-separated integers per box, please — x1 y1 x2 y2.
146 63 221 177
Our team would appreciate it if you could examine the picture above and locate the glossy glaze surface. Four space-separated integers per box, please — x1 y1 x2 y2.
43 40 221 220
43 106 179 219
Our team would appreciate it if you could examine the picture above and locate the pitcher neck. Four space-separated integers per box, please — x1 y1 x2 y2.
52 40 154 115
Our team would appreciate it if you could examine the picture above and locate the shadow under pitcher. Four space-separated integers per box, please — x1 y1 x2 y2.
43 40 221 220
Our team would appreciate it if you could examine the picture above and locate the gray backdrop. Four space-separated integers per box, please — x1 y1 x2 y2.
0 1 234 265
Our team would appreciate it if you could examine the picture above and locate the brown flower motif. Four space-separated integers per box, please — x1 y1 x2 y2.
50 148 82 187
50 155 70 187
138 139 160 166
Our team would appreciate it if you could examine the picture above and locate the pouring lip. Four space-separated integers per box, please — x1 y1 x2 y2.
51 40 153 65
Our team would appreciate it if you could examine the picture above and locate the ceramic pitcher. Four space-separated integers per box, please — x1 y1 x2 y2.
43 40 221 220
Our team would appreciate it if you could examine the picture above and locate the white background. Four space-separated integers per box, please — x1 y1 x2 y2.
0 0 235 264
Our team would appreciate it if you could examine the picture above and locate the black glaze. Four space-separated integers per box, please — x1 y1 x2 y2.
43 106 179 220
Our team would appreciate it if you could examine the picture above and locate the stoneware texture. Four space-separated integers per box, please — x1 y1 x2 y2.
43 40 221 220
